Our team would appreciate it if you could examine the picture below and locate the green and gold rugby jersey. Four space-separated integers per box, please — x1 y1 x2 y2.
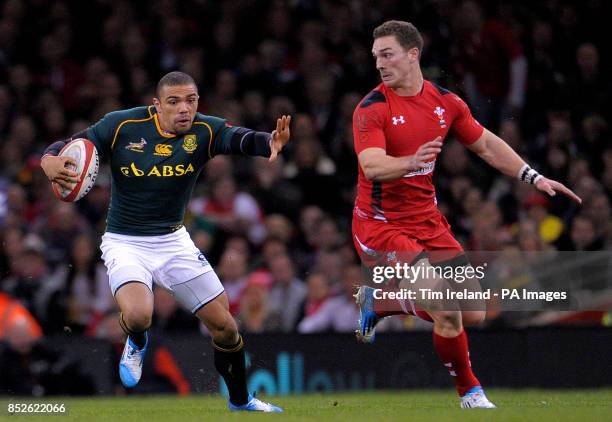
87 105 259 235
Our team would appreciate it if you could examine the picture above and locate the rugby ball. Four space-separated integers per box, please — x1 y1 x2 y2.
52 138 99 202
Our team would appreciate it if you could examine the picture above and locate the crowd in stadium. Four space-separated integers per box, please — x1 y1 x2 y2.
0 0 610 345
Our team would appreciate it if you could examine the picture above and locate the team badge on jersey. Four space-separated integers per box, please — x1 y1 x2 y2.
434 107 446 128
182 135 197 153
154 144 173 156
125 138 147 152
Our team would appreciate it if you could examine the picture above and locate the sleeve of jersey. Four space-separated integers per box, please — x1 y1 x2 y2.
352 104 387 154
210 119 272 158
449 94 484 146
86 111 125 158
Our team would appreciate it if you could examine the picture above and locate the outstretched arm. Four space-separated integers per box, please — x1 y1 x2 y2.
211 115 291 161
466 129 582 203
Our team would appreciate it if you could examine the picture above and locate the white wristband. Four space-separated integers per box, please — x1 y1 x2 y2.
517 164 543 185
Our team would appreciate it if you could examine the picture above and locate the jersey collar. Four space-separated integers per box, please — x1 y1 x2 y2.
153 114 177 138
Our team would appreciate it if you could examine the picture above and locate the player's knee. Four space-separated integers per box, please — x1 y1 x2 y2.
462 310 486 327
213 321 239 345
123 309 152 332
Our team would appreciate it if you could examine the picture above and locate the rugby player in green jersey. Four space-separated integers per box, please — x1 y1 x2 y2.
40 71 289 412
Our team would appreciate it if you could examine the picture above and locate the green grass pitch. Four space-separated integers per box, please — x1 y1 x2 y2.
2 390 611 421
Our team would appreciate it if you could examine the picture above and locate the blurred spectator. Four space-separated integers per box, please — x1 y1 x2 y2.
568 43 610 123
456 187 484 236
1 234 53 324
44 234 114 334
453 0 527 129
468 201 511 252
0 291 42 339
579 113 608 175
268 254 307 332
189 175 265 244
238 270 279 333
260 238 289 269
516 219 550 253
250 157 302 220
297 205 324 250
283 138 341 213
216 247 248 315
264 214 294 245
311 216 343 252
152 288 200 333
297 273 332 331
584 193 611 239
564 215 603 251
524 19 565 133
297 266 360 333
313 251 344 287
0 319 94 396
32 201 93 264
520 194 564 245
241 90 265 130
78 182 112 233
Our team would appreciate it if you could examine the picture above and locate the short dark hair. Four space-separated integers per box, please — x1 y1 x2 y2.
373 20 424 56
156 71 197 96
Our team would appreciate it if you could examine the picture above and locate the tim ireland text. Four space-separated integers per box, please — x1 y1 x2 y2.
373 288 567 302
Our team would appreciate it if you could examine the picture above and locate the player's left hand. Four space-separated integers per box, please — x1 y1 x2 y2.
535 176 582 204
269 115 291 162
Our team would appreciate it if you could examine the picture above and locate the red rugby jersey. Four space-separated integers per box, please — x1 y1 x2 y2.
352 80 484 222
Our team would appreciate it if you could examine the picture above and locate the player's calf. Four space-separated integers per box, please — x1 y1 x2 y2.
114 282 154 388
196 294 250 406
115 282 154 348
202 308 240 345
429 310 463 337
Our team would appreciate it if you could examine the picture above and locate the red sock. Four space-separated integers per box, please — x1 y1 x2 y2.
432 330 480 396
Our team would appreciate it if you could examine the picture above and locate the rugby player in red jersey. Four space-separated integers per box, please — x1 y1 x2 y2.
352 21 581 409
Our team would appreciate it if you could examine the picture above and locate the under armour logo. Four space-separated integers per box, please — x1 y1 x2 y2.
392 115 405 125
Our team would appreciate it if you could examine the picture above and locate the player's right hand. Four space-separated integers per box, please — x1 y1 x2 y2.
535 176 582 204
408 137 443 171
40 155 79 190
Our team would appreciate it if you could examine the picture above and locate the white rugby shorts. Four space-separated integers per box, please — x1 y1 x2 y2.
100 227 224 312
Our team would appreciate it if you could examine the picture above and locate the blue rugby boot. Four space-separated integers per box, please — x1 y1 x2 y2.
354 285 381 343
119 332 148 388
